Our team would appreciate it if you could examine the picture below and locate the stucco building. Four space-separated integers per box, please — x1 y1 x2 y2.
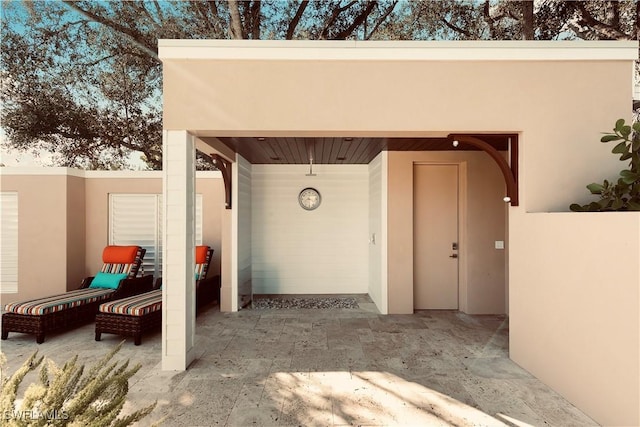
2 40 638 426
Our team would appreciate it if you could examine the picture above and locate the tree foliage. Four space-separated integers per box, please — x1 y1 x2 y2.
1 0 638 170
570 119 640 212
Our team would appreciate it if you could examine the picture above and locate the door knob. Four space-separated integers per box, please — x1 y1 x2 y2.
449 254 458 258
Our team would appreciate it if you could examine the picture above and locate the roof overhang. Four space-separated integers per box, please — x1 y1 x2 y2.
160 40 637 169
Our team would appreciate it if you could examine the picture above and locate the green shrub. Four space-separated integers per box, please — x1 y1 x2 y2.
0 342 156 426
570 118 640 211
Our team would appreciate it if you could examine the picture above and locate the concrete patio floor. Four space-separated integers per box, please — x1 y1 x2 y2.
1 295 597 426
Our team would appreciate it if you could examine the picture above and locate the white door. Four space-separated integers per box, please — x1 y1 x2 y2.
414 164 459 309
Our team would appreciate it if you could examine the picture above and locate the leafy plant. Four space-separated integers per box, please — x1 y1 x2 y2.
0 342 157 426
570 119 640 211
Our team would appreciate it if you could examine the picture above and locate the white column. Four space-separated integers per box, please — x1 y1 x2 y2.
380 151 389 315
162 130 196 370
220 208 234 312
229 153 240 312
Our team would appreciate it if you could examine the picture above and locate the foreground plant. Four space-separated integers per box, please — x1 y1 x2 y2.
570 118 640 211
0 342 156 426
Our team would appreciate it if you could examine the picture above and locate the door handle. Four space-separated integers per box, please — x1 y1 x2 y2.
449 254 458 258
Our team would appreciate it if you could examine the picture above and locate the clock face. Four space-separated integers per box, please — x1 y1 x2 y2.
298 187 321 210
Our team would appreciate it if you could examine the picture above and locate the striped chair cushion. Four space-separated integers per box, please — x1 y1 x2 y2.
101 263 135 276
100 246 144 278
4 288 116 315
195 263 206 281
99 290 162 316
195 246 211 280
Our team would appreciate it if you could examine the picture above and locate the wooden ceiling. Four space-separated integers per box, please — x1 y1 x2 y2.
214 135 515 164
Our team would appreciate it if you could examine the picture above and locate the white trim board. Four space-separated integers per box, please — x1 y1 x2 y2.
159 40 638 61
0 167 221 179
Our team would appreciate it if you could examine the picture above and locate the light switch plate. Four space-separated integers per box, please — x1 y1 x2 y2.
495 240 505 249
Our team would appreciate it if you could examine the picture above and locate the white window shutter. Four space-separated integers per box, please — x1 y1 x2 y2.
109 194 203 279
195 194 203 245
109 194 159 277
0 192 19 293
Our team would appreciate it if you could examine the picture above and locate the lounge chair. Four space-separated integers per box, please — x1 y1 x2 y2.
194 246 219 310
2 245 152 343
95 246 217 345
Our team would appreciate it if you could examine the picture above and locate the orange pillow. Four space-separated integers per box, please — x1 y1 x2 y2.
195 246 209 264
102 246 139 264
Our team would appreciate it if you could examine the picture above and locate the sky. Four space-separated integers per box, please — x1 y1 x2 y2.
0 129 53 167
0 146 54 167
0 131 147 169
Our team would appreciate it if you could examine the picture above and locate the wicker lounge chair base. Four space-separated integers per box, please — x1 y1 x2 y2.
95 310 162 346
2 276 152 344
93 246 218 346
2 246 150 343
197 275 221 311
2 300 111 344
95 288 163 345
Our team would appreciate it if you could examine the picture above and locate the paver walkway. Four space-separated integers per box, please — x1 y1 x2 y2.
1 296 597 426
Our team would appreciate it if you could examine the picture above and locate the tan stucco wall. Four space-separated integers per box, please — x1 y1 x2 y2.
0 170 224 305
510 212 640 426
163 59 629 212
200 176 224 277
84 175 224 278
388 151 507 314
66 176 86 291
1 174 75 304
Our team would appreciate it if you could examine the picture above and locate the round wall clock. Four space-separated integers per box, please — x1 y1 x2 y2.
298 187 321 210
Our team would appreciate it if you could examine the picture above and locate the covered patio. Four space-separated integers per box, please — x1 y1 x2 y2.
1 302 597 426
159 40 639 426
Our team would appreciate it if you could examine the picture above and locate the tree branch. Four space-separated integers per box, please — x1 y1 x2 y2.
80 54 120 67
286 0 309 40
575 2 630 40
228 0 245 39
195 1 225 36
208 1 226 35
137 3 162 33
483 0 506 38
250 0 261 39
440 17 474 39
521 0 534 40
483 0 495 27
320 0 357 39
194 2 216 34
61 1 158 59
365 0 398 40
152 0 165 23
609 1 621 29
636 0 640 40
62 20 89 27
333 1 378 40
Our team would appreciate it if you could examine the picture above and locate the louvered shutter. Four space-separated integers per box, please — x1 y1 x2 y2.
195 195 203 245
109 194 203 279
0 192 19 293
109 194 159 277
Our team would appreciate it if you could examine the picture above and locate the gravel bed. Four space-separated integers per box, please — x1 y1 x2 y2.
252 297 359 309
